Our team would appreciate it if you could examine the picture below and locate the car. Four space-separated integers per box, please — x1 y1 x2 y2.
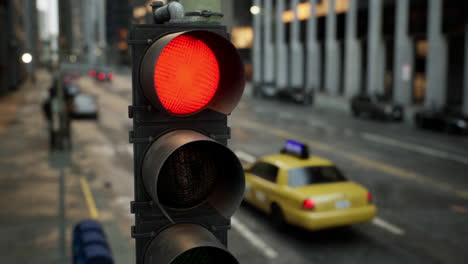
89 68 114 82
351 94 404 121
414 107 468 135
71 94 99 120
242 140 377 231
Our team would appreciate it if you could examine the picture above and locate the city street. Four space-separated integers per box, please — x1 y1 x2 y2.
3 0 468 263
76 72 468 263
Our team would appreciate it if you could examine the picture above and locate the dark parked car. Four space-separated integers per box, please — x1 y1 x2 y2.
414 108 468 135
351 94 404 121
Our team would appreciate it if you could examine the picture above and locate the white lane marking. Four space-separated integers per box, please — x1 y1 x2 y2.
372 217 405 235
307 119 336 133
235 151 256 164
231 217 278 259
362 133 468 165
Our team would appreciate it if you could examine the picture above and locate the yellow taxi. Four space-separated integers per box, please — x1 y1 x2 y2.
243 140 377 231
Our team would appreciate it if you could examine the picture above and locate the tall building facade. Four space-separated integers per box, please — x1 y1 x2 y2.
249 0 468 115
0 0 38 95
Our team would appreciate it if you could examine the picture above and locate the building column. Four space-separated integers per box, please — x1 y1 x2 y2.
252 0 263 91
305 0 321 95
263 0 275 94
343 0 361 97
426 0 448 109
367 0 385 95
275 0 288 90
290 0 304 90
463 22 468 116
393 0 414 105
83 0 97 66
97 0 107 65
324 0 341 95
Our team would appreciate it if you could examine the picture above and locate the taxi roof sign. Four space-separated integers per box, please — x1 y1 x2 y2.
281 140 309 159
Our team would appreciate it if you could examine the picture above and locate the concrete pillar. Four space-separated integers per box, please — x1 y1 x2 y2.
305 0 321 94
290 0 304 90
324 0 341 95
366 0 385 95
97 0 107 65
463 22 468 116
275 0 288 90
393 0 414 105
263 0 275 94
83 0 96 66
252 0 263 89
426 0 448 109
343 0 361 97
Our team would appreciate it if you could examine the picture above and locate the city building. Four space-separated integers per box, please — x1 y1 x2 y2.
245 0 468 115
0 0 39 95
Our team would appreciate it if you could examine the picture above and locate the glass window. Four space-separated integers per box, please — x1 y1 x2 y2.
288 166 346 187
249 162 279 183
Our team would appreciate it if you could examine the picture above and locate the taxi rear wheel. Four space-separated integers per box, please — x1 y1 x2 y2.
271 204 287 230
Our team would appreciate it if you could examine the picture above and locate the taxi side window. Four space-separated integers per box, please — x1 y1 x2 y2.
250 162 279 183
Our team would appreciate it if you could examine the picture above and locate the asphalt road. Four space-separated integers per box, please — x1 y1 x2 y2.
76 74 468 264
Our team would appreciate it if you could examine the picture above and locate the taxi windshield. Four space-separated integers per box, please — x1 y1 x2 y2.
288 166 346 187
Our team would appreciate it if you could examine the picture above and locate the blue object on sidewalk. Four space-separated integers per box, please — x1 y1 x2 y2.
73 220 114 264
81 244 114 264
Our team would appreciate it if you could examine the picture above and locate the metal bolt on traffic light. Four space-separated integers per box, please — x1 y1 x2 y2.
128 1 245 263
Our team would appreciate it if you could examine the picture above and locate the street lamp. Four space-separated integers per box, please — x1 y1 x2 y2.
21 53 33 64
250 5 260 15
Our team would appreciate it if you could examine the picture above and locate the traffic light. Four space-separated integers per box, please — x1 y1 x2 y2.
128 21 245 264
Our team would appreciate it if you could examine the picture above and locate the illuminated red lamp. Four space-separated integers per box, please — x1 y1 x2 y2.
155 35 220 115
303 198 315 210
97 72 106 81
89 70 97 78
107 72 114 81
140 31 245 116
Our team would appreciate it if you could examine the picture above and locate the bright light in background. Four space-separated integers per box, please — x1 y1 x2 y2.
282 0 349 23
133 6 148 19
231 27 254 49
37 0 48 11
37 0 59 37
250 6 260 15
21 53 33 64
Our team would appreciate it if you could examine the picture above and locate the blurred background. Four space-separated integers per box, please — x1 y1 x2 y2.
1 0 468 263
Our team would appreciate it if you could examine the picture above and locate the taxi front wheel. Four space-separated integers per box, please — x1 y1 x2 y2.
271 205 287 230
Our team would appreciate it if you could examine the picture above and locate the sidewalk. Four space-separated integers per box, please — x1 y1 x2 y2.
0 69 133 263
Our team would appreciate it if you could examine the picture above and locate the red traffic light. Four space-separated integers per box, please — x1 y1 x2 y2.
155 34 220 115
97 72 106 81
89 70 97 78
140 30 244 116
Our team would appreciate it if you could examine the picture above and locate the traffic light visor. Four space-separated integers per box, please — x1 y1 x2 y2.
140 31 245 116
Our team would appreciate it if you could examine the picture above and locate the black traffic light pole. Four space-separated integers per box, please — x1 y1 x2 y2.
128 1 245 263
